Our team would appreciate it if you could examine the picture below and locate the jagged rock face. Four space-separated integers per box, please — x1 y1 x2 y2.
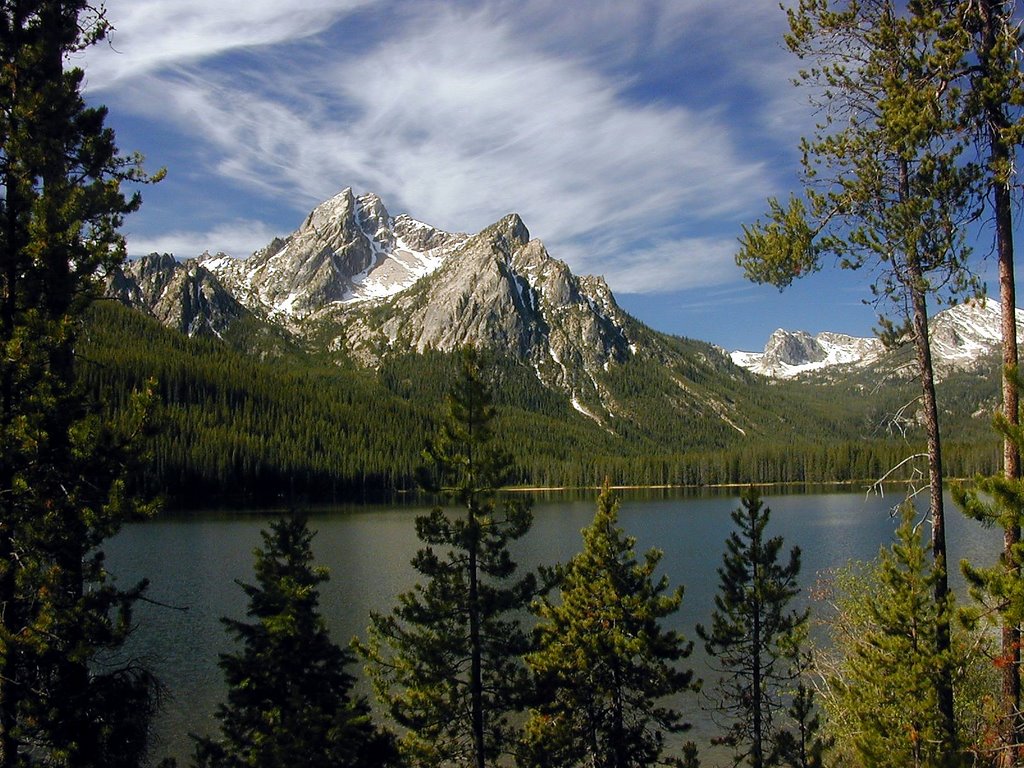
763 330 824 366
107 253 247 338
929 299 1009 365
329 213 633 403
202 188 465 319
731 298 1023 380
121 187 638 420
731 328 883 378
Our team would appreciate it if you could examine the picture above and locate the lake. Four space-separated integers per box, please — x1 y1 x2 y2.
105 487 1003 766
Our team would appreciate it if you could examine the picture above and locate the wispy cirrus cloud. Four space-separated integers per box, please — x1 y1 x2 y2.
123 219 283 259
85 0 800 293
81 0 374 87
572 237 741 294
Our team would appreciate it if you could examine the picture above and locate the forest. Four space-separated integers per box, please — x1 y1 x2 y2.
79 299 1004 504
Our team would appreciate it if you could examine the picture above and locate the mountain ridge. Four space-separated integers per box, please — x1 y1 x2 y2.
93 186 1016 499
730 299 1021 380
110 188 664 425
105 185 1011 452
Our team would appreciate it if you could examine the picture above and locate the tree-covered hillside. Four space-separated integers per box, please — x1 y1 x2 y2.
80 301 1003 503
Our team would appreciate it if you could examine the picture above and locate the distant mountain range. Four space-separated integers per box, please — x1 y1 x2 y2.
102 186 1011 478
108 185 1015 391
730 299 1021 380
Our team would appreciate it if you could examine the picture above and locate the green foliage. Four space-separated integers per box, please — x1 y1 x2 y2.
80 302 1004 501
0 2 162 765
697 488 807 768
739 0 981 309
815 507 984 768
770 673 830 768
955 375 1024 763
359 351 540 768
739 3 988 748
194 512 395 768
521 482 698 768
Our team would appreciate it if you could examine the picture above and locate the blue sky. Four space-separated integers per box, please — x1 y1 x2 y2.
78 0 1003 352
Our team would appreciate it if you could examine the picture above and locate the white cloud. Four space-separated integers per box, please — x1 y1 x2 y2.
568 237 740 294
124 219 282 259
80 0 374 89
80 0 819 294
98 3 778 291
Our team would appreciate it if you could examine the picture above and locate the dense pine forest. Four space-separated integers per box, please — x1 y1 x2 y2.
81 299 1004 504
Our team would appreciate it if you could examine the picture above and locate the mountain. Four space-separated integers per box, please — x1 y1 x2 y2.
309 211 636 417
99 186 1010 501
113 188 692 426
730 329 884 379
731 299 1022 380
106 252 248 338
199 189 468 319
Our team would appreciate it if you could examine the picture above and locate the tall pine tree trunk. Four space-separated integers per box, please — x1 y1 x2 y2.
750 501 764 768
468 504 485 768
0 2 27 758
0 187 21 768
896 153 956 752
977 0 1022 759
908 262 957 752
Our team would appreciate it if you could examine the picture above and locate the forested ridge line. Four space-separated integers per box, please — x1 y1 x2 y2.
80 300 1004 504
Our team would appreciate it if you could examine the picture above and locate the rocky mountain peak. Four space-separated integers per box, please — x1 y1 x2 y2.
731 298 1021 380
481 213 530 255
354 192 392 246
112 187 646 422
763 329 824 366
106 254 246 338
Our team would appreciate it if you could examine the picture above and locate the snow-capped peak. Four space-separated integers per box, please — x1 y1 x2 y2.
731 299 1020 379
201 189 465 319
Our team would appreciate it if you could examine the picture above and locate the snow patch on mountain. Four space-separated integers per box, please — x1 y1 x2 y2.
199 189 466 320
731 299 1023 379
731 329 884 378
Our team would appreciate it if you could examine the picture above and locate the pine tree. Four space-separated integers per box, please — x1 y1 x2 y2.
520 482 698 768
955 386 1024 764
735 2 981 747
769 645 831 768
697 488 806 768
359 349 539 768
194 512 395 768
823 505 961 768
956 1 1024 753
0 2 161 766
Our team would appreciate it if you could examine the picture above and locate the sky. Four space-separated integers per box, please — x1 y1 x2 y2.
77 0 1007 352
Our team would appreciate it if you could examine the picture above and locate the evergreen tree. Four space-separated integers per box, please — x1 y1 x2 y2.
822 506 961 768
735 1 981 746
956 0 1024 751
194 512 395 768
697 488 806 768
0 2 161 766
359 349 539 768
520 482 698 768
769 643 831 768
955 384 1024 764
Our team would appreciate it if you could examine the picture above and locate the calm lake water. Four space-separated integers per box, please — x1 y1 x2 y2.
105 488 1003 766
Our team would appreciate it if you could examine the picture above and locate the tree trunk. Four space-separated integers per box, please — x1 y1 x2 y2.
611 660 627 768
895 148 956 752
978 0 1022 760
750 502 764 768
468 503 485 768
908 269 957 751
0 190 21 768
0 14 26 758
